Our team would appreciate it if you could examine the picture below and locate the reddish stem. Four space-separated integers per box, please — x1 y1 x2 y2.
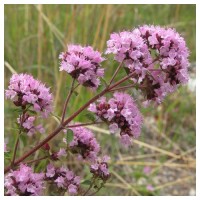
109 83 147 92
26 155 49 165
61 78 76 124
109 61 123 85
4 71 136 173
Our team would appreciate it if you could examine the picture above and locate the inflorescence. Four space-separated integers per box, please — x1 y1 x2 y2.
88 92 143 146
4 24 190 196
59 45 105 89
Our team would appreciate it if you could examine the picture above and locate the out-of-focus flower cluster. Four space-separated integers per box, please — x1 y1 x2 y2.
63 126 100 162
4 164 45 196
88 92 143 146
59 45 105 89
4 142 8 152
45 163 80 195
90 156 110 181
5 73 53 117
17 114 45 136
106 25 190 104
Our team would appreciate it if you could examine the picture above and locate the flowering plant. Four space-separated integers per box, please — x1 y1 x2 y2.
4 25 189 196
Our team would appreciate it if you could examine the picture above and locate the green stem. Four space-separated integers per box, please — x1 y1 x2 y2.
11 133 21 167
11 112 25 168
89 182 105 196
83 177 96 196
109 61 123 85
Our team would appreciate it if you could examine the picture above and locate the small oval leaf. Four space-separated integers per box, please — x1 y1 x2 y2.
73 90 79 96
100 77 108 87
81 180 92 185
85 113 96 122
66 129 74 143
4 152 12 160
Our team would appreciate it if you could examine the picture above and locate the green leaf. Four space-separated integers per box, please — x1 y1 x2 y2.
27 110 37 115
12 108 23 114
97 83 104 92
81 180 92 185
65 85 71 91
35 159 48 172
20 133 27 147
134 171 143 180
13 123 22 130
73 90 79 96
66 129 74 143
51 113 61 124
84 113 96 122
4 152 12 160
123 67 133 84
100 77 108 87
135 84 139 91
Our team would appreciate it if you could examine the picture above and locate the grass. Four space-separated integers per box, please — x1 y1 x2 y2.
4 4 196 196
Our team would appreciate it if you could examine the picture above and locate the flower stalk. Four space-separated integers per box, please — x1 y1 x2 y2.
5 69 136 174
61 78 76 124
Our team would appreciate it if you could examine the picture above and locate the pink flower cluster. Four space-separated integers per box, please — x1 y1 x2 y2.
139 25 189 83
106 25 189 104
4 164 45 196
46 164 80 195
106 30 153 83
5 74 53 117
143 166 151 175
88 92 143 146
138 25 190 104
59 45 105 89
90 156 110 181
63 126 100 162
17 114 45 136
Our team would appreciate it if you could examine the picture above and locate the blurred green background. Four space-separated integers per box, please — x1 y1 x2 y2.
4 4 196 196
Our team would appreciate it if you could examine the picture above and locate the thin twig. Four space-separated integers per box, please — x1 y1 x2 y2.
11 112 25 167
82 177 96 196
109 84 147 92
109 61 123 85
37 4 43 79
61 78 76 124
4 61 17 74
11 133 21 167
111 170 141 196
153 175 194 191
150 147 196 175
89 183 104 196
109 84 136 92
87 125 192 161
119 153 162 161
26 155 49 165
114 161 195 169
